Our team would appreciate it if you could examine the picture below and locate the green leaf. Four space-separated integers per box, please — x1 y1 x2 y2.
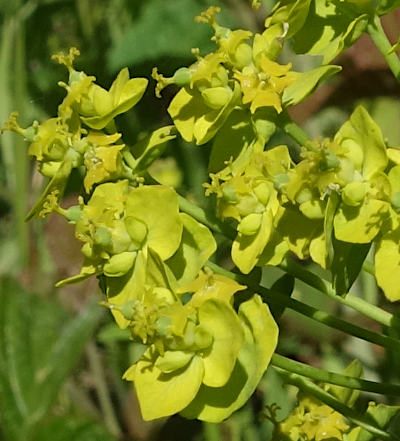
335 105 388 179
25 159 73 220
166 213 216 288
331 238 371 296
374 224 400 301
126 185 183 260
257 228 289 266
32 416 115 441
276 206 323 260
328 359 363 407
208 109 255 173
168 82 241 145
232 210 274 274
199 299 244 388
378 0 400 14
131 126 176 173
283 65 341 107
354 402 400 441
181 295 278 422
0 278 103 440
269 273 295 320
292 0 370 63
125 349 204 420
266 0 312 39
333 199 389 243
81 76 148 130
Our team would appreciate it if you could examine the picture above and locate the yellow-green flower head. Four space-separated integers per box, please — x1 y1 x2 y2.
208 146 289 223
83 131 127 192
75 180 133 261
123 272 278 422
53 48 148 130
2 112 73 178
196 6 253 70
234 54 295 113
195 6 254 70
207 147 288 273
61 181 183 284
274 394 349 441
217 29 253 70
331 106 391 243
208 173 266 222
285 138 351 219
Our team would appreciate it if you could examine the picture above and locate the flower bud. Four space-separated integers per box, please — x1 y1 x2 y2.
125 216 148 247
201 86 232 109
103 251 137 277
320 150 340 171
94 227 112 247
253 182 271 205
233 43 253 69
173 67 191 86
299 199 325 219
155 350 194 373
295 187 313 204
39 161 61 178
65 205 82 222
81 242 93 258
237 213 263 235
222 184 238 203
341 181 366 206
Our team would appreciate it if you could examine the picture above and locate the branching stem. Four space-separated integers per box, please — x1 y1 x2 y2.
206 261 400 351
280 258 400 329
271 353 400 397
367 14 400 83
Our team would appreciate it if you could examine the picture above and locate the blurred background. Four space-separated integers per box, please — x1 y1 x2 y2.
1 0 400 440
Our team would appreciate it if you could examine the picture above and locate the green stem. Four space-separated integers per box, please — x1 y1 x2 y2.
276 370 400 441
178 195 235 239
362 259 374 276
86 342 121 437
14 13 29 269
271 353 400 396
122 148 137 170
367 14 400 83
280 258 400 329
279 110 310 148
206 261 400 351
203 423 222 441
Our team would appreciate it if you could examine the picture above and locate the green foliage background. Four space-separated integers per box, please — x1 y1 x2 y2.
1 0 400 440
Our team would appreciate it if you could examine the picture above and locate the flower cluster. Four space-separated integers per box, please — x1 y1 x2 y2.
205 104 400 300
120 273 278 421
3 48 280 422
273 394 349 441
60 179 278 421
3 48 150 219
153 6 340 146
